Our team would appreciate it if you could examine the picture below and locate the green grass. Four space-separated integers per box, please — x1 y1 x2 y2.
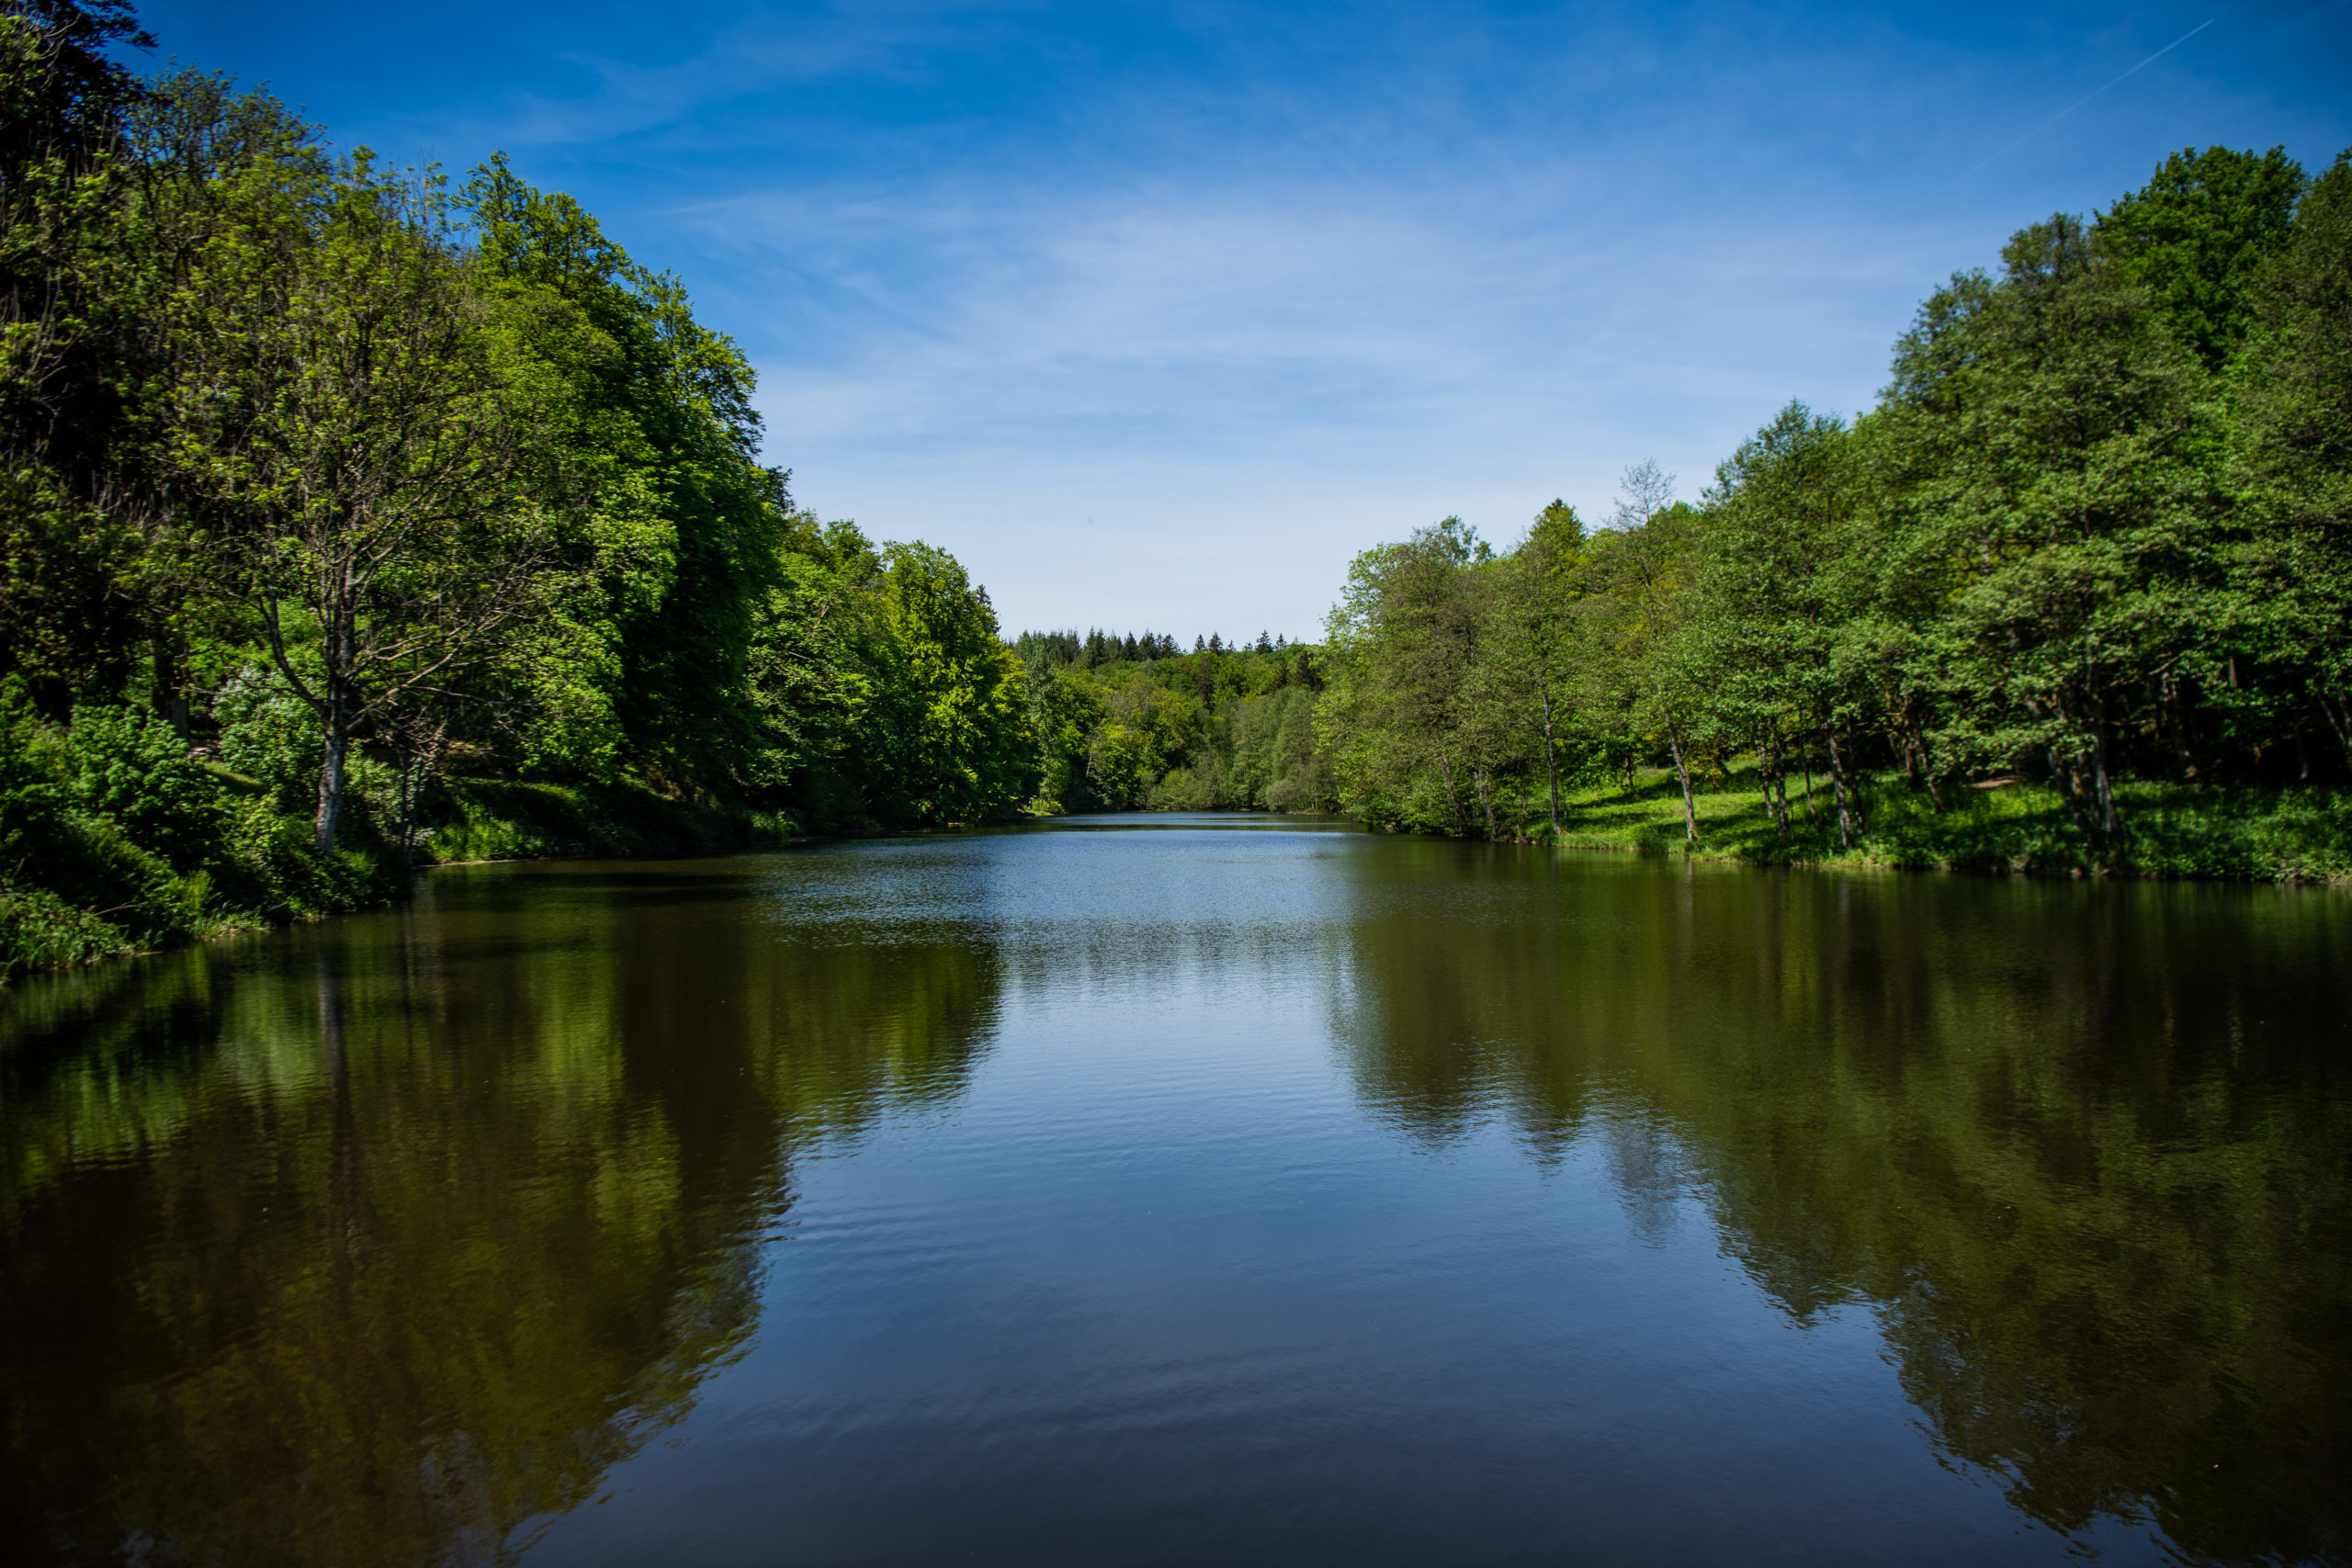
1531 767 2352 884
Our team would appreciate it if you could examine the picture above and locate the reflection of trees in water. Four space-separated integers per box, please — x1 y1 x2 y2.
0 865 1001 1567
1595 1111 1694 1247
1332 842 2352 1564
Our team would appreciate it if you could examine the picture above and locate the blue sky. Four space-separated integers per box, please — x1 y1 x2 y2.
141 2 2352 640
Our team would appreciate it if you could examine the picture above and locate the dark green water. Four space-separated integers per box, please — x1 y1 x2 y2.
3 816 2347 1566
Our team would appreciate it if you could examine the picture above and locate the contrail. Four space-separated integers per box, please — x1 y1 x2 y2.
1914 18 2215 209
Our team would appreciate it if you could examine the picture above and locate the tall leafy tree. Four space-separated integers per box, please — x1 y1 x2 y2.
1695 402 1871 843
2231 152 2352 763
1485 499 1587 838
0 0 153 713
467 156 786 794
1872 216 2220 841
866 541 1034 824
1321 517 1493 832
160 154 612 851
2096 144 2306 370
1579 489 1708 841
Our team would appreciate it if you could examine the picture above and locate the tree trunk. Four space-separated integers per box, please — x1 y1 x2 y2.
393 722 442 873
1665 723 1698 843
316 690 349 855
397 751 417 871
2046 744 2093 840
314 562 357 856
2166 674 2198 779
2317 685 2352 770
1823 724 1858 850
1538 686 1562 840
1759 730 1787 838
1900 712 1943 811
1475 767 1498 840
1436 746 1464 833
2088 716 2118 841
150 633 191 740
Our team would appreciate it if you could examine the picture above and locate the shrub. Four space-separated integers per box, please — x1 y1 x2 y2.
63 705 225 870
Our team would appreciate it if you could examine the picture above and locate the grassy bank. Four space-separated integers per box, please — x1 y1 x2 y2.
1535 766 2352 884
1 698 804 982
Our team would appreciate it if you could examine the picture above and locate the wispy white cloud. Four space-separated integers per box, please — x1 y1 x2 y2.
141 0 2352 636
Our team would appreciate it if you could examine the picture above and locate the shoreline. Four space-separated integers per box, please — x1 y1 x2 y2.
10 783 2345 988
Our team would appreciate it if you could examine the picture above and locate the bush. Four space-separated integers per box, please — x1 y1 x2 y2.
0 882 130 976
0 690 392 979
63 704 226 869
213 664 322 815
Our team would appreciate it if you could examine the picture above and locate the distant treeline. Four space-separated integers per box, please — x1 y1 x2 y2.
1016 628 1296 668
1319 142 2352 853
1009 631 1330 812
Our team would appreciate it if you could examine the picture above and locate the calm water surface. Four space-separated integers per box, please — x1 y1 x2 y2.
4 816 2347 1565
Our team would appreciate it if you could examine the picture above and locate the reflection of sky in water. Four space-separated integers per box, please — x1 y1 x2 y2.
545 826 2342 1565
5 822 2344 1568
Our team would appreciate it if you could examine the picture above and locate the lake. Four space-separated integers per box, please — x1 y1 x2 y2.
4 815 2346 1566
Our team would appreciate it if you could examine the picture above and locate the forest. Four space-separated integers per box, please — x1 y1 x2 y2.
1315 141 2352 878
1010 629 1329 813
0 2 1038 974
3 0 2348 981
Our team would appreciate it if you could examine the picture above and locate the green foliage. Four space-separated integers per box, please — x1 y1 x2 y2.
467 154 783 790
1008 627 1334 814
1314 142 2352 877
60 701 220 865
0 688 390 977
2096 144 2306 368
1229 683 1329 811
4 12 2346 983
0 25 1043 978
1500 762 2352 885
865 542 1035 823
428 777 793 863
2230 152 2352 767
210 662 321 811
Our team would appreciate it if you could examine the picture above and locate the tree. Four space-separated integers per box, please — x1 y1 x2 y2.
1872 216 2220 841
1322 516 1494 832
466 156 786 795
162 155 605 852
0 0 154 714
867 542 1033 823
2097 144 2306 370
1487 499 1586 838
1695 403 1871 844
2232 152 2352 764
1584 466 1709 841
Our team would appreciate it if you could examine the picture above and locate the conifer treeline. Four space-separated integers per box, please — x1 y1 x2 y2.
1317 145 2351 854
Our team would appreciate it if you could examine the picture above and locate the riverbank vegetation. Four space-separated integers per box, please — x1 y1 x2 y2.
0 3 1034 975
1315 141 2352 884
5 0 2347 981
